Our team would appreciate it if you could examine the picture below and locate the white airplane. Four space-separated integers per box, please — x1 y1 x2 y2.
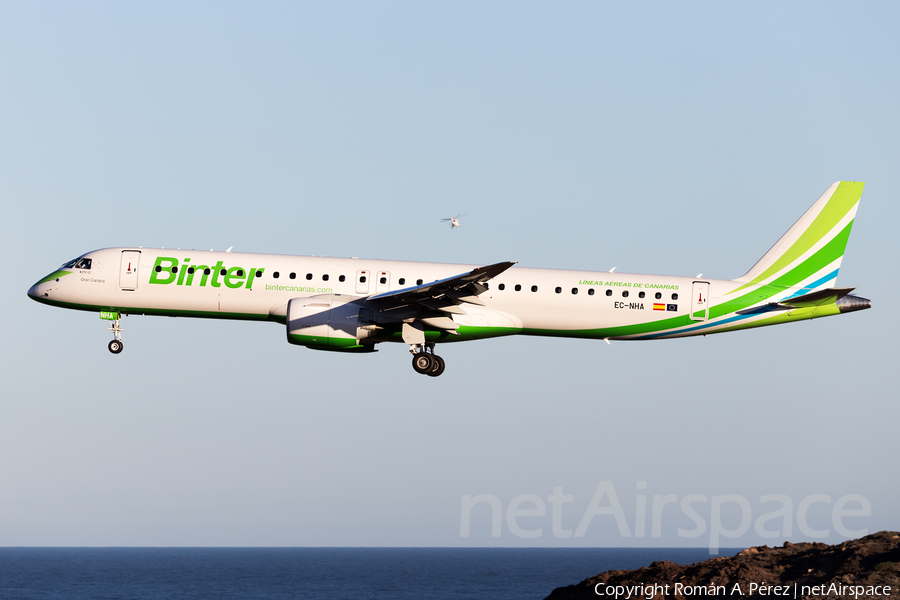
28 182 870 377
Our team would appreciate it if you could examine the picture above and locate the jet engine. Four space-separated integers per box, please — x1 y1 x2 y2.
286 295 377 352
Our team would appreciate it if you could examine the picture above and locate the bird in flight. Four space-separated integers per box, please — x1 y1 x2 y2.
441 213 468 228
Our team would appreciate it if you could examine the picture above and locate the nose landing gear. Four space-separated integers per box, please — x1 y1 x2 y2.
107 316 124 354
410 344 446 377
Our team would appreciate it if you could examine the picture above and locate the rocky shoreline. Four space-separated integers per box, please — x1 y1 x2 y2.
545 532 899 599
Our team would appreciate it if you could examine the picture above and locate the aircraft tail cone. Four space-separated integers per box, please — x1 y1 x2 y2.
837 294 871 313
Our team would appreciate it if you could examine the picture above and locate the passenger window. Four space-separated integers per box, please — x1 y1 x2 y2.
205 268 211 275
360 276 367 283
273 271 280 279
306 273 313 280
638 291 645 298
220 269 226 276
531 285 538 292
606 289 612 296
155 266 162 272
499 284 505 291
399 278 405 285
672 293 679 300
256 270 263 277
571 288 578 295
236 270 243 277
622 290 629 298
380 277 387 284
417 279 423 285
290 273 296 279
514 284 521 291
322 274 329 281
188 267 195 274
655 292 661 299
172 266 178 274
339 275 346 282
588 288 595 296
555 287 561 294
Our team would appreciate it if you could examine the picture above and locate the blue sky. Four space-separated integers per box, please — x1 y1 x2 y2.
2 2 898 548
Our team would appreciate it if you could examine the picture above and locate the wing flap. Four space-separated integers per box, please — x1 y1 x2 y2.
419 299 468 314
419 315 459 331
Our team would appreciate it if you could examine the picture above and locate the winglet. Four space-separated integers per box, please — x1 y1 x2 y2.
465 261 516 283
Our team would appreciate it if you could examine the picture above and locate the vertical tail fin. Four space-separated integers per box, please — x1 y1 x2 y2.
730 181 864 295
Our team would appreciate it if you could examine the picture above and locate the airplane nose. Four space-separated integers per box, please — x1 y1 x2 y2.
27 284 41 300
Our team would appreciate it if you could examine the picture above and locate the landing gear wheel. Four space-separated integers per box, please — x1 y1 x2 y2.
412 353 433 374
427 354 445 377
108 340 124 354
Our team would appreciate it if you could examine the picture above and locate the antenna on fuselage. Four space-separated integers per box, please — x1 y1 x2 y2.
226 246 234 253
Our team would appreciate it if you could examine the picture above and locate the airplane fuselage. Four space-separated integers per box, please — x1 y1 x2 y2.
27 247 860 345
26 182 872 375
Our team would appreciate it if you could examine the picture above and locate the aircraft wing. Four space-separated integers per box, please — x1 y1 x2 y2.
363 261 515 341
368 261 515 304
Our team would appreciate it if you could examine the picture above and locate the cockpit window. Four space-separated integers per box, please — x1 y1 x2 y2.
61 258 92 269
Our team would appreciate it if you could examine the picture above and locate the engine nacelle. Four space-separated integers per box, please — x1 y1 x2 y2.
286 295 377 353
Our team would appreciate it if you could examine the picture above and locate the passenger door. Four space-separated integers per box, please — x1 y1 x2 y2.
690 281 710 321
119 251 141 290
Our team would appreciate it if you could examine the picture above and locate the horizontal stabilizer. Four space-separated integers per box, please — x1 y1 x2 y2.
777 287 855 308
735 287 857 315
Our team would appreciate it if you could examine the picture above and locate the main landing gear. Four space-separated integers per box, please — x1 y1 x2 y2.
107 317 124 354
410 344 445 377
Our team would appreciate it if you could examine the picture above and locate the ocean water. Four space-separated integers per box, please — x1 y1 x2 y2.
0 547 739 600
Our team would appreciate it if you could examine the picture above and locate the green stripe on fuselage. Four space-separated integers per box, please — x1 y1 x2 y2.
510 222 856 341
35 270 72 285
729 182 862 295
710 220 853 320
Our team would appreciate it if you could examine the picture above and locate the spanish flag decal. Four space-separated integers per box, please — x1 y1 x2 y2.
653 303 665 311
